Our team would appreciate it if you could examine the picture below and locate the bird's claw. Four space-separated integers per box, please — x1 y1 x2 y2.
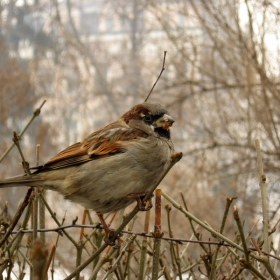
126 192 153 211
138 198 153 211
103 229 123 249
97 213 122 248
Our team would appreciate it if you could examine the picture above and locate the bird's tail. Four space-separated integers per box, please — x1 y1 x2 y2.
0 175 40 188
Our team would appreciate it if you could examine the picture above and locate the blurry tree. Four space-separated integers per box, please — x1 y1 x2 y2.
0 0 280 277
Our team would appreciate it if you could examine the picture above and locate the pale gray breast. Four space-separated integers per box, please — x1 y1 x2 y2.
60 135 174 213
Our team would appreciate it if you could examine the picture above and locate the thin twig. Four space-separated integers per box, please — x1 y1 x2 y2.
180 191 207 253
75 241 83 280
64 243 109 280
233 206 250 261
1 229 23 254
166 205 176 272
44 245 56 278
39 194 78 246
101 235 137 280
2 224 230 245
0 187 33 247
151 189 163 280
251 248 279 279
33 144 40 241
239 258 268 280
79 209 87 241
3 224 280 262
269 217 280 235
161 191 244 252
273 235 280 271
159 255 172 280
12 131 31 174
145 51 167 102
166 204 182 280
255 138 270 253
39 190 46 244
209 196 236 280
138 201 151 280
0 100 46 163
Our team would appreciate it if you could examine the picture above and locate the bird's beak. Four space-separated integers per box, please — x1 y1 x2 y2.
153 114 175 130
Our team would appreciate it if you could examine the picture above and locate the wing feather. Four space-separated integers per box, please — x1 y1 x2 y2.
36 124 148 171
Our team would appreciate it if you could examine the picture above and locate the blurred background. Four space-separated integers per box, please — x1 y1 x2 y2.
0 0 280 276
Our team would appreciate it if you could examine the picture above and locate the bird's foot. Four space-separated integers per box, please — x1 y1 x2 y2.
103 229 123 249
97 214 122 248
126 192 153 211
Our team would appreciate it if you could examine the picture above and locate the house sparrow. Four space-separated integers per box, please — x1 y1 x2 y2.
0 102 175 243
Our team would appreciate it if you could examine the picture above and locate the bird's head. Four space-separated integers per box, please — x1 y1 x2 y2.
121 102 175 139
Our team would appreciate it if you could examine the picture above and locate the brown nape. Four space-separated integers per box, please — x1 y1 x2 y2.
121 104 149 124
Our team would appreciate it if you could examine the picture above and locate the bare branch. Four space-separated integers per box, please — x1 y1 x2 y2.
145 51 167 102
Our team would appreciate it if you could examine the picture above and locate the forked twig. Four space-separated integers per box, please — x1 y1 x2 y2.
145 51 167 102
0 100 46 163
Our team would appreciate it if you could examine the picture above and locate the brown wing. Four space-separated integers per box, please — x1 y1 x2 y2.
36 122 148 171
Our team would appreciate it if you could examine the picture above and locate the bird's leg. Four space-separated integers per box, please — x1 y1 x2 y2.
97 214 122 248
126 192 153 211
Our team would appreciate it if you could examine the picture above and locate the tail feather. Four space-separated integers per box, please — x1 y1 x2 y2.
0 175 40 188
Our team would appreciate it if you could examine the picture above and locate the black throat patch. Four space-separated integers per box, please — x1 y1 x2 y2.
154 127 170 140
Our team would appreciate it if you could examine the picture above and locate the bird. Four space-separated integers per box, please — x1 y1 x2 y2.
0 102 175 244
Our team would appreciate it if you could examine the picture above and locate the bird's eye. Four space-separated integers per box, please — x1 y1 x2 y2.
144 115 152 123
